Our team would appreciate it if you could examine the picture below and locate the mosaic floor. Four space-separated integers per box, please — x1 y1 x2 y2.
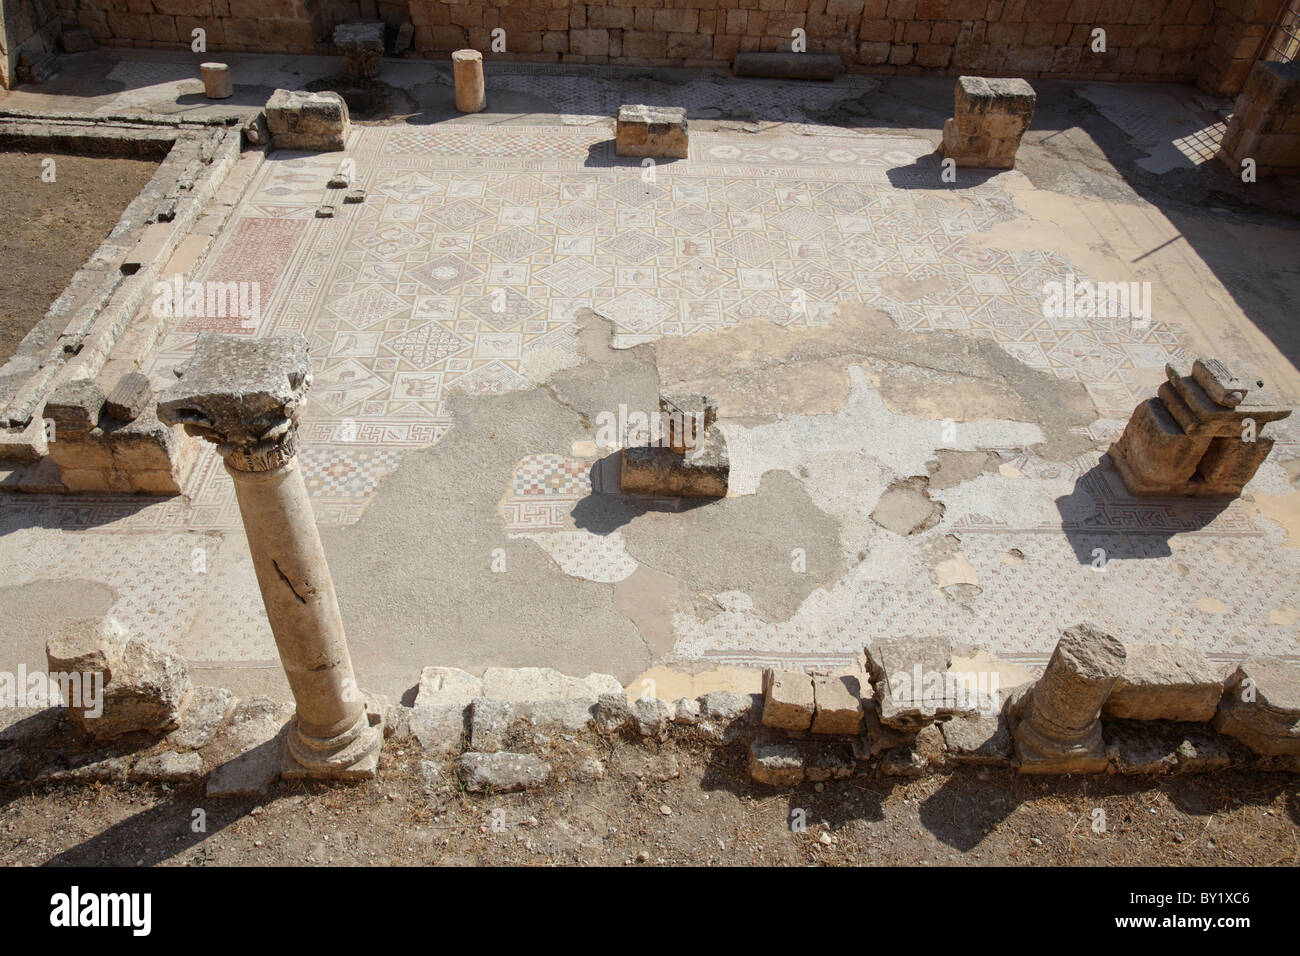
2 117 1296 673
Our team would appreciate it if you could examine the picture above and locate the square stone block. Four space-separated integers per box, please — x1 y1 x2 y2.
616 104 688 159
265 89 350 152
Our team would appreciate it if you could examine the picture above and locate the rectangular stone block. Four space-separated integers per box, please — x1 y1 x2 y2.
615 104 688 159
810 673 865 734
761 668 814 731
943 75 1035 169
1102 642 1223 723
265 89 350 152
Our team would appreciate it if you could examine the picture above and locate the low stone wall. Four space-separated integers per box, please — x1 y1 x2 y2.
4 0 1284 95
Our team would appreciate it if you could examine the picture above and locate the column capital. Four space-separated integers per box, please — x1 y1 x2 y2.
157 333 312 473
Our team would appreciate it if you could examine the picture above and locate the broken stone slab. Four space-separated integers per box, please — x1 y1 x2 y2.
594 693 633 734
1013 623 1125 774
480 667 623 703
761 669 815 732
457 752 550 793
1213 658 1300 756
672 697 701 725
264 89 350 152
620 428 729 498
695 691 760 743
131 750 203 784
47 618 191 741
732 51 842 82
1192 358 1248 408
104 372 153 423
43 378 105 434
867 635 986 730
204 696 293 798
468 697 514 753
748 740 805 785
416 666 483 709
410 703 466 756
1103 721 1239 775
40 754 132 784
166 686 234 750
615 104 688 159
517 698 595 734
941 711 1013 766
811 673 866 735
805 743 855 781
631 696 673 738
1102 642 1222 723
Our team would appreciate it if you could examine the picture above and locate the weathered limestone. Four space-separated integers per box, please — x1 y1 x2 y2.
1103 642 1223 723
940 711 1013 766
1109 359 1291 497
200 62 232 100
941 76 1036 169
158 333 381 780
1012 623 1126 774
748 740 805 785
1214 658 1300 756
1218 60 1300 178
733 51 842 82
761 669 814 731
44 374 197 495
47 617 192 741
264 89 350 152
811 674 865 735
866 635 988 730
457 751 550 792
616 104 689 159
620 393 728 497
452 49 485 114
334 22 385 80
204 696 294 797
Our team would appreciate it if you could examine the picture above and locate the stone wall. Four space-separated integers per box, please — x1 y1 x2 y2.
1 0 62 88
0 0 1290 95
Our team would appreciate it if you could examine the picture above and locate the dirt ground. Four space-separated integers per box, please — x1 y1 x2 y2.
0 149 158 365
2 738 1296 867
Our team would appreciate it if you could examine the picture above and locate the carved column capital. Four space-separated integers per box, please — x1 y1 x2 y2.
157 333 312 473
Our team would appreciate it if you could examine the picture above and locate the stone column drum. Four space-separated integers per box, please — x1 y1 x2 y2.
201 62 232 99
1012 623 1125 774
452 49 485 113
158 333 381 778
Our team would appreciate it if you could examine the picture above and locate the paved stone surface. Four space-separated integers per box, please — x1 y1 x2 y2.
0 51 1296 711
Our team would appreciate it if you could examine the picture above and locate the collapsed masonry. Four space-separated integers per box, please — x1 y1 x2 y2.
1110 357 1291 497
619 393 729 498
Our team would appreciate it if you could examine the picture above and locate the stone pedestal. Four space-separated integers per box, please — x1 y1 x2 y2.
334 21 385 80
941 76 1036 169
1012 623 1125 774
620 393 728 498
265 89 350 152
158 333 381 779
200 62 232 99
616 105 689 159
452 49 485 113
1218 60 1300 178
1109 358 1291 497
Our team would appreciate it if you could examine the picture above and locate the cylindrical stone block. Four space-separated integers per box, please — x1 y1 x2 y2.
227 457 364 739
1021 623 1125 747
200 62 232 100
452 49 485 114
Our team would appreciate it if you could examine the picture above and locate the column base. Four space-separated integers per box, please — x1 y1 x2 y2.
1013 716 1108 774
282 696 384 781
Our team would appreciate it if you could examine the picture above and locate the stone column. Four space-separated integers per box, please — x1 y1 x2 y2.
200 62 232 99
452 49 485 113
1012 623 1125 774
158 333 381 778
